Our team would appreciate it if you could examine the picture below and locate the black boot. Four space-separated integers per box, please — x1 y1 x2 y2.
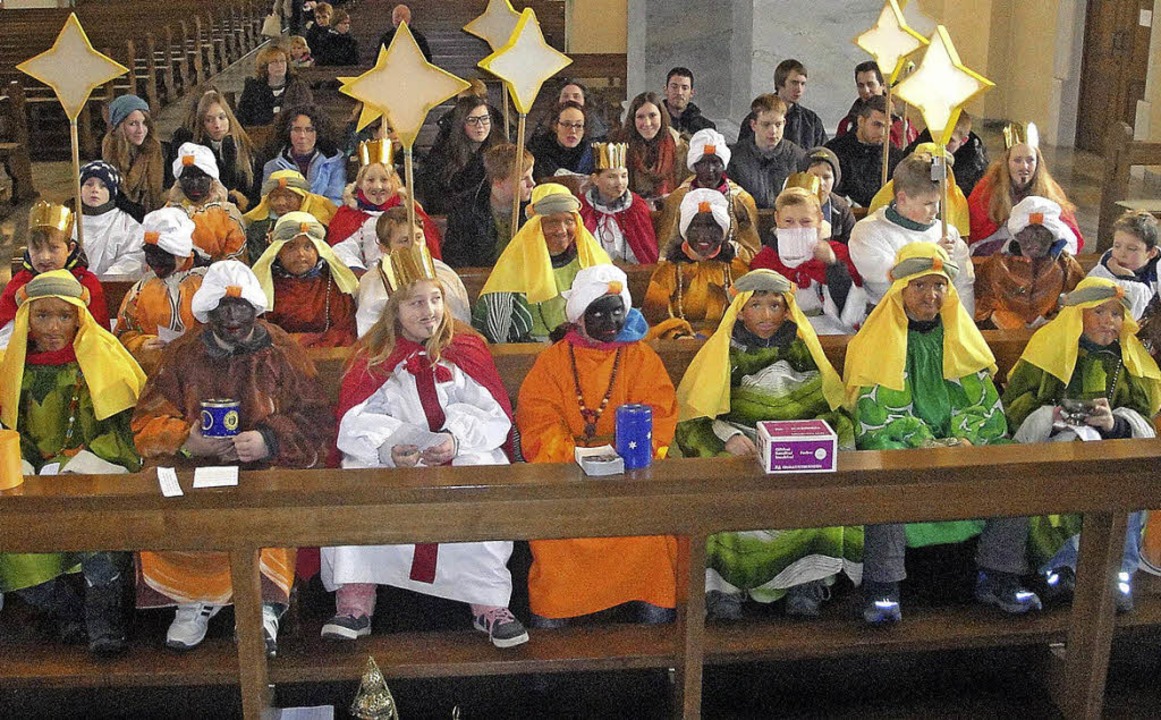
85 579 128 656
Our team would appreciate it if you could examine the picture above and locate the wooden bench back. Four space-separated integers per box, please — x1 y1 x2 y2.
1099 121 1161 252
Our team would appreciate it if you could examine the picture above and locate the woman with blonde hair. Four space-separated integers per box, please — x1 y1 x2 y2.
235 44 314 128
168 89 259 210
102 94 165 215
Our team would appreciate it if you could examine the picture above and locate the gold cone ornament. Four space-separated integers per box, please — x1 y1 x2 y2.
351 656 399 720
28 200 74 235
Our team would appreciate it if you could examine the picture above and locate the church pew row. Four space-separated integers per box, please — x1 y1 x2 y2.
0 437 1158 719
1100 121 1161 252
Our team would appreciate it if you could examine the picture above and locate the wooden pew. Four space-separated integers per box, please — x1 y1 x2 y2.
0 80 36 206
1 438 1157 719
1099 121 1161 252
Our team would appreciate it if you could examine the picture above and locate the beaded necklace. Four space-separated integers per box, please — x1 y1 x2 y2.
673 259 734 322
569 343 623 440
61 367 85 454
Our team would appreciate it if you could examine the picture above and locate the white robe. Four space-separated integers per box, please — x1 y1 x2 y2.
72 208 145 280
354 257 472 336
322 354 514 606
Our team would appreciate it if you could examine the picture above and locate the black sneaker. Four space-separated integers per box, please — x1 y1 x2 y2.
785 579 831 618
862 581 902 625
705 590 743 621
473 607 529 649
1041 566 1076 605
1116 571 1134 615
320 613 372 641
975 571 1043 615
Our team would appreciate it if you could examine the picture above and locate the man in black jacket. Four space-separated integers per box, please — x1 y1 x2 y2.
444 144 533 268
664 67 716 139
726 94 806 209
738 59 827 150
378 4 433 62
824 95 902 208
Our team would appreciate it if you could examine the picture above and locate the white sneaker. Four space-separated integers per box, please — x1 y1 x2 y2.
262 605 280 658
166 603 221 651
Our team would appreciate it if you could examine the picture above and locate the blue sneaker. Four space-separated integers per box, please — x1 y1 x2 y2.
1116 572 1134 614
975 571 1042 615
862 581 902 625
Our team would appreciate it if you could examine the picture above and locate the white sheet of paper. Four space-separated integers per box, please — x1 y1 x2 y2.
193 465 239 488
157 467 184 497
157 326 184 345
39 462 61 476
274 707 334 720
386 424 447 452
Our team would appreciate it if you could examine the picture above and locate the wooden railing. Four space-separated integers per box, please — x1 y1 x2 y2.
0 441 1157 719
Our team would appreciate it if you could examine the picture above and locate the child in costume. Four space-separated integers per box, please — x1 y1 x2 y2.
242 168 338 263
1086 210 1160 321
167 142 248 264
1003 277 1161 613
0 270 145 655
974 196 1085 330
114 207 206 360
517 264 679 627
252 212 359 348
846 242 1041 625
328 140 443 268
73 160 145 279
578 142 659 263
750 179 867 335
675 268 858 619
356 207 471 336
0 202 109 350
642 188 752 339
324 244 528 649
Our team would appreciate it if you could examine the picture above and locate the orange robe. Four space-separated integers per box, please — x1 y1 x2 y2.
172 199 248 264
516 333 680 619
641 251 753 339
114 268 206 361
266 270 357 348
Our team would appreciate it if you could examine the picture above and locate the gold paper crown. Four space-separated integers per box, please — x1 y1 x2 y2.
592 142 628 171
784 172 823 203
358 139 394 167
28 200 74 234
1003 121 1039 151
383 242 437 293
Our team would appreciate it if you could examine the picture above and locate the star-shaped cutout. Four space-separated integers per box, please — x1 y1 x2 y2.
463 0 522 52
478 8 571 115
854 0 927 85
17 13 128 121
893 26 994 146
628 441 638 450
340 22 470 149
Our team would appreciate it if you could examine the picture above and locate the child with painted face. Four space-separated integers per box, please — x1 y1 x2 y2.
642 188 752 339
114 207 206 359
167 143 247 264
242 169 338 263
1087 209 1160 321
74 160 146 279
974 196 1085 330
750 179 867 335
355 207 472 337
578 142 659 264
325 244 528 649
0 201 109 350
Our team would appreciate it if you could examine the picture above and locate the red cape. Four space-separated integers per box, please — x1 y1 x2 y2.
325 193 443 260
0 267 110 331
579 192 660 264
967 174 1085 251
750 241 862 289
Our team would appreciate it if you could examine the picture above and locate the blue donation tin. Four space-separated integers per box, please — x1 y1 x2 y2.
615 404 653 470
201 399 241 438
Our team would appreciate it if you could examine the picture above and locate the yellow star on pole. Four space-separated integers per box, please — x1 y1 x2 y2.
336 73 383 132
463 0 522 52
893 25 994 146
340 22 470 149
855 0 927 85
17 13 128 121
478 8 571 115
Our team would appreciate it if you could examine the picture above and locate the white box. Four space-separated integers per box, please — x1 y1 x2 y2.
756 419 837 474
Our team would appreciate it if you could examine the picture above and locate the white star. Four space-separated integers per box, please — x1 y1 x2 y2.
463 0 523 52
893 26 993 146
478 9 571 114
17 13 128 120
340 23 470 149
628 441 638 450
854 0 927 85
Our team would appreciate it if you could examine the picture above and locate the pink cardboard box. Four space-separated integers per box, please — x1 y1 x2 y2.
756 419 837 474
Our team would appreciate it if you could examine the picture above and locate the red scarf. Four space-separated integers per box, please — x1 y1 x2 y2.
629 132 677 196
25 344 79 366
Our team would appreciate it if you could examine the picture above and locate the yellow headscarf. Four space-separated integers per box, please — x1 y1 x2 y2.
1018 276 1161 415
479 183 610 304
678 269 845 421
867 143 971 238
1 270 146 430
251 211 359 310
843 242 995 405
242 169 338 226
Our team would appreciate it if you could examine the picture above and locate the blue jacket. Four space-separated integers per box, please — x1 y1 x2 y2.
262 147 347 204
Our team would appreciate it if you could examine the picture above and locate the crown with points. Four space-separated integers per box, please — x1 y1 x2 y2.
784 172 823 203
383 243 437 293
28 200 74 235
592 142 628 171
358 139 394 167
1003 121 1039 151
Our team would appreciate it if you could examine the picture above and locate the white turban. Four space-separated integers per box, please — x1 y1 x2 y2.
687 129 731 170
679 188 731 239
564 263 632 324
191 260 267 322
1007 195 1076 248
141 207 195 258
173 142 220 181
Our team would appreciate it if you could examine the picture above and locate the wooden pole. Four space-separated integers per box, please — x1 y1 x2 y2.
511 112 527 241
502 84 511 140
71 117 84 247
937 144 949 243
404 147 418 244
881 82 892 187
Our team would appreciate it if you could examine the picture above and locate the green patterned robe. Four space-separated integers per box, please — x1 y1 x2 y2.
472 258 582 343
676 331 861 602
1002 344 1154 566
854 324 1010 547
0 360 141 593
